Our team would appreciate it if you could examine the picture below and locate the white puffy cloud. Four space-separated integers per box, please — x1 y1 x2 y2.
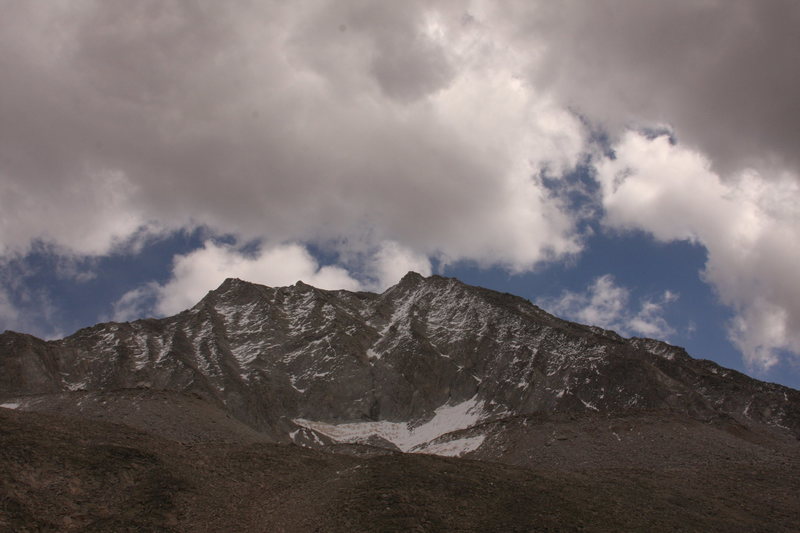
364 241 432 292
0 1 585 271
595 132 800 369
111 285 158 324
540 274 677 339
113 241 362 320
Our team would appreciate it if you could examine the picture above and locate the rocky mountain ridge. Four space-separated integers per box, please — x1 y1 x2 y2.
1 272 798 461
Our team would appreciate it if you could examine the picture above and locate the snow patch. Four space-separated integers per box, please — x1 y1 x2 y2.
415 435 485 457
289 374 307 393
0 402 20 410
293 396 485 453
66 380 89 392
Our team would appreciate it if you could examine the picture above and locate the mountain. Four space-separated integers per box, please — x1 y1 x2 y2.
2 272 798 455
2 273 799 531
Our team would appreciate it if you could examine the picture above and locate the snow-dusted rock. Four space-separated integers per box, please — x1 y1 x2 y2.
1 272 798 456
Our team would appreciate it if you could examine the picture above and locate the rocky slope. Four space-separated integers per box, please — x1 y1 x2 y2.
1 272 798 462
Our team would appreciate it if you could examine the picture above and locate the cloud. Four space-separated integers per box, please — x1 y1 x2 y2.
364 241 432 291
113 239 433 321
2 2 799 373
0 276 62 339
111 284 158 324
0 1 586 271
505 0 800 177
540 274 677 338
595 132 800 369
113 241 362 320
0 288 19 326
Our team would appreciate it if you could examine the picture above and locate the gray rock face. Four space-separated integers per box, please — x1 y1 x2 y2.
1 272 798 456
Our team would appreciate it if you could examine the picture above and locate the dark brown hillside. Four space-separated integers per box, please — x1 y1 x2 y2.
2 406 799 532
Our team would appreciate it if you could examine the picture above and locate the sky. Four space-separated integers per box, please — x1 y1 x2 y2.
1 1 799 389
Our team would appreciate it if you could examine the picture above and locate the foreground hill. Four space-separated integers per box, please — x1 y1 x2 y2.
2 406 799 532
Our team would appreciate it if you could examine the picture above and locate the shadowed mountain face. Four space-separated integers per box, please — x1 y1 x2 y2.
1 272 798 460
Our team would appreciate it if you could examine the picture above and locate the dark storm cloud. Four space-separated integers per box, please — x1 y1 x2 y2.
505 0 800 176
289 1 457 102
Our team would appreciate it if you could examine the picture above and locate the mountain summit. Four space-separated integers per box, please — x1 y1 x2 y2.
1 273 797 462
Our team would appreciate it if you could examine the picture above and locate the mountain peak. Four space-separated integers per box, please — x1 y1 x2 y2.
292 280 316 293
215 277 250 291
399 271 425 284
394 271 459 289
205 278 265 302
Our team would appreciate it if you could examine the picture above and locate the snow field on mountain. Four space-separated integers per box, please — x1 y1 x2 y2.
414 435 486 457
294 396 485 453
